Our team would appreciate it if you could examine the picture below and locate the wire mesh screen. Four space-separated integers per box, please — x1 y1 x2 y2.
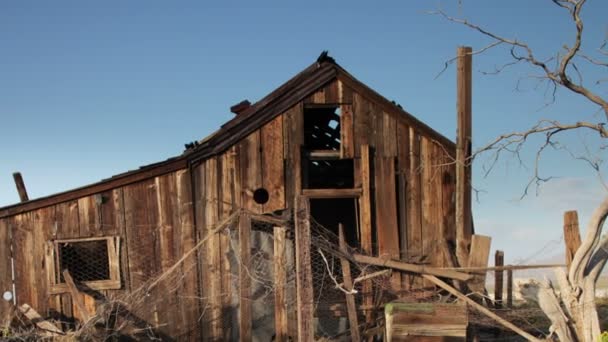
58 240 110 282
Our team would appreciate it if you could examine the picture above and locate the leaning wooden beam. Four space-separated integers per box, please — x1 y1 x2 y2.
294 196 314 341
63 270 93 323
422 275 543 342
239 212 252 342
440 264 565 272
18 304 64 335
338 224 360 342
455 46 473 268
352 254 472 281
273 226 288 342
12 172 29 202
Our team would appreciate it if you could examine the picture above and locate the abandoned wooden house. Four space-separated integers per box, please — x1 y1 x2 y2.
0 50 479 341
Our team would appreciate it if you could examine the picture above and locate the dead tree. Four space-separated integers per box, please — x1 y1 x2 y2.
434 0 608 340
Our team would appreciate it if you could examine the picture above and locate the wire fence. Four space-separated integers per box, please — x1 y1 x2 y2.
4 207 596 341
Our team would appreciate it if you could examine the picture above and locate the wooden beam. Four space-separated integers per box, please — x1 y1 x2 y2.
12 172 29 202
239 212 252 342
62 270 93 323
352 254 472 282
563 210 582 269
358 144 374 325
273 226 288 342
422 275 543 342
294 196 314 341
455 46 473 268
307 150 341 160
494 250 504 308
440 264 565 272
301 188 362 198
338 224 360 342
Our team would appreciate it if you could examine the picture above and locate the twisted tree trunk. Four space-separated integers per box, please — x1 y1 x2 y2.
522 197 608 341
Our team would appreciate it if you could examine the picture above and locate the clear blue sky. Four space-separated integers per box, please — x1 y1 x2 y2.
1 0 607 263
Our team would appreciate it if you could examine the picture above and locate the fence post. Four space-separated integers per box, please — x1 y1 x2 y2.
563 210 582 269
239 212 252 341
494 250 504 308
506 269 513 308
294 196 314 341
338 223 360 342
273 226 288 342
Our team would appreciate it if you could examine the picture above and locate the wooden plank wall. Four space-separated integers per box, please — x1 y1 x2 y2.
0 75 461 340
0 218 12 326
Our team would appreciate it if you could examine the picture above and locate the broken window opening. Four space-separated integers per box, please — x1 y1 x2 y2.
304 159 354 189
48 236 121 293
304 106 342 151
310 198 359 248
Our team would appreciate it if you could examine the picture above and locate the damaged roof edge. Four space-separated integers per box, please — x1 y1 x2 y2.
0 56 456 218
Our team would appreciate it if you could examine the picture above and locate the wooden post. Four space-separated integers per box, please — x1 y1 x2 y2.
358 144 374 324
338 224 360 342
239 212 252 341
12 172 29 202
563 210 582 269
273 226 288 342
494 250 504 308
506 269 513 308
294 196 314 341
455 46 473 268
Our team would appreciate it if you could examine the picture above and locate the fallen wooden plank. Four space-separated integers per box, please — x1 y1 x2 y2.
422 274 543 342
467 235 492 295
338 224 360 342
18 304 64 335
352 254 472 281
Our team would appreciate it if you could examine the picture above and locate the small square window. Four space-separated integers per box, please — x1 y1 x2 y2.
46 236 121 294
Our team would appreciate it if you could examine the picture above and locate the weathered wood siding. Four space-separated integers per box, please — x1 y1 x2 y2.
0 76 458 339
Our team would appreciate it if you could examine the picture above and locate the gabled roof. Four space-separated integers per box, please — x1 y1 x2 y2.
0 55 454 218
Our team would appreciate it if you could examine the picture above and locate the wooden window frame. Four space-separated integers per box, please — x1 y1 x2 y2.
46 236 121 295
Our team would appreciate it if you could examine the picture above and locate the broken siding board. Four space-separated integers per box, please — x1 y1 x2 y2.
123 179 159 325
353 93 375 157
55 200 80 322
12 213 36 309
32 207 55 316
218 152 235 340
175 168 201 340
261 115 285 212
0 219 11 326
154 173 180 337
358 145 374 323
204 157 223 340
379 111 397 157
283 104 303 205
240 130 263 213
77 196 99 238
375 157 401 290
467 235 492 295
407 129 423 288
340 104 354 158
